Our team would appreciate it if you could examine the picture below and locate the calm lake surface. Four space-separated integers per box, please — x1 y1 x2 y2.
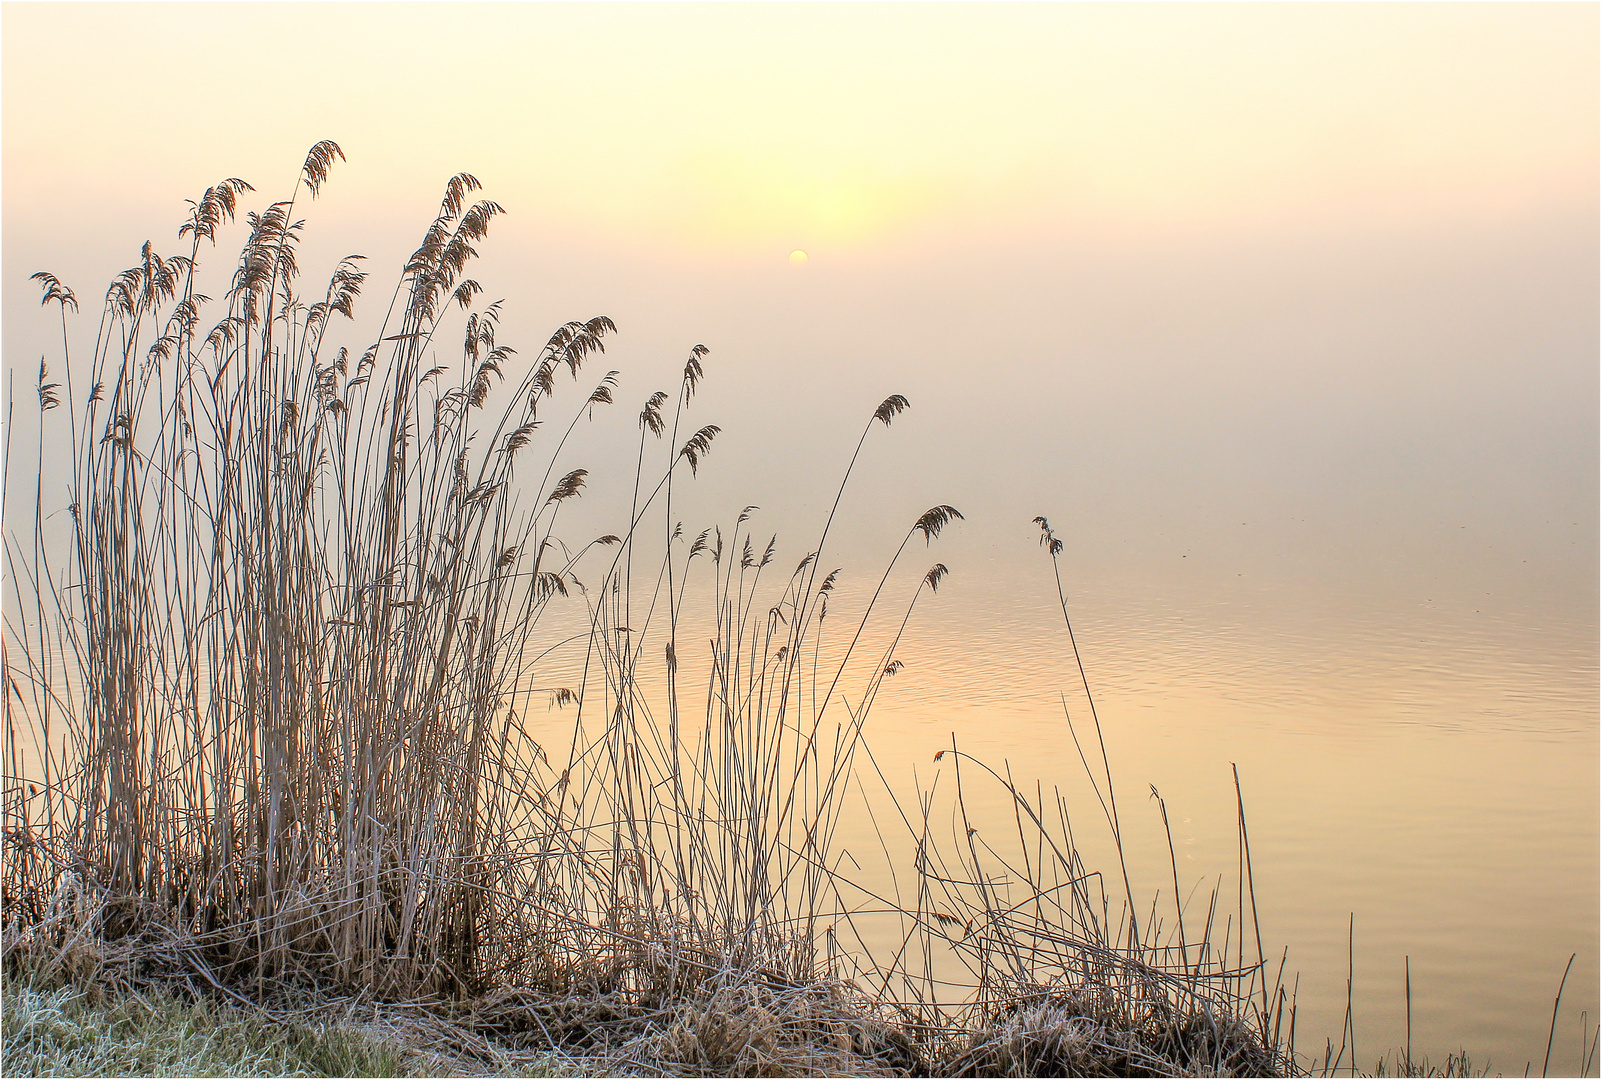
859 561 1598 1076
521 499 1597 1075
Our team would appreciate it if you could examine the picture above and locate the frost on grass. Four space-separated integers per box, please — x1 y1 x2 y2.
1 980 403 1078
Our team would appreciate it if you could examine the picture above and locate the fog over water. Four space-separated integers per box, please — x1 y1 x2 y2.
3 3 1596 1073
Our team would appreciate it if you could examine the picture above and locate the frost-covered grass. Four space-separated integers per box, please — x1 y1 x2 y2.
0 978 588 1078
2 979 406 1077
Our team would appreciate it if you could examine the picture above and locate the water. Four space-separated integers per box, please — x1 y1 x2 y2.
832 558 1599 1075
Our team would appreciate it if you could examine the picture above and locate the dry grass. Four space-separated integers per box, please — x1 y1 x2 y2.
939 989 1278 1077
4 143 1295 1076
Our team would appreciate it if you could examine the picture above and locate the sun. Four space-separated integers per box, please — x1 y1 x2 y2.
789 249 809 266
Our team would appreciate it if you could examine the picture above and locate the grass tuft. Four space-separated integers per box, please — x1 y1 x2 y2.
3 143 1298 1076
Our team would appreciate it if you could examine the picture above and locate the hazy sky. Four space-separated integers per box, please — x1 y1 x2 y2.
4 2 1597 627
4 4 1595 240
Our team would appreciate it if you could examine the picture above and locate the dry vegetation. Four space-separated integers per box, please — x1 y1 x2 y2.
4 142 1305 1075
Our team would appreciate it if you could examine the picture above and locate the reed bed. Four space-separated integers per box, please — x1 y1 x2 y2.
3 144 1294 1075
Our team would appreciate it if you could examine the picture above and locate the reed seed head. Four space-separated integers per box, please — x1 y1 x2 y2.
914 505 964 544
31 272 77 312
873 393 910 426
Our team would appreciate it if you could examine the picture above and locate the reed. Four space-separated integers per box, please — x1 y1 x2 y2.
3 144 1291 1075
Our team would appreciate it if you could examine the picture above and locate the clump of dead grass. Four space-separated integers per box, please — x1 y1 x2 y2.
460 974 920 1076
940 987 1280 1077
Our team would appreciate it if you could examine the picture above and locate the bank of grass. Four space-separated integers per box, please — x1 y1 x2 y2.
1 972 1484 1079
2 965 1279 1078
6 142 1298 1076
